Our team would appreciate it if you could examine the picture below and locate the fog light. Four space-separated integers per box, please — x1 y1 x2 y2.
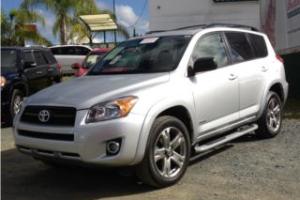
106 139 121 155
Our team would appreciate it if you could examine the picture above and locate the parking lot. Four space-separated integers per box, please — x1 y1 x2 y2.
2 106 300 200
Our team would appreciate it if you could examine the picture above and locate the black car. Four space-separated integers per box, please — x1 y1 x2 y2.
1 47 62 123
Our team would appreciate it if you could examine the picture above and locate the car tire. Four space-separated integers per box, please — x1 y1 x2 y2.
53 76 62 83
256 91 283 138
136 116 191 188
10 89 24 120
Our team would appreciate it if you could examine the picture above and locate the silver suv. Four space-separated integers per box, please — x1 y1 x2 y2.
13 24 288 187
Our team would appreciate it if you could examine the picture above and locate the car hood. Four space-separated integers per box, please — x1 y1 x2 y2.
27 73 170 109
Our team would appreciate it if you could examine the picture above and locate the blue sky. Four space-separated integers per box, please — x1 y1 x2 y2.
1 0 149 44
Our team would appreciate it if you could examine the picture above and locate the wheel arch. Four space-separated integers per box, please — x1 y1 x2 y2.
257 81 285 119
13 82 29 96
132 100 195 165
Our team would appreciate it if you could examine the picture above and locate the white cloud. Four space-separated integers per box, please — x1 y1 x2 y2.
116 4 149 34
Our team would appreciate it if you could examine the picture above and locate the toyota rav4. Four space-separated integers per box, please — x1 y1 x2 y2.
13 24 288 188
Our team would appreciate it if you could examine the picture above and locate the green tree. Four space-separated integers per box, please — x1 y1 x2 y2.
22 0 129 45
1 9 51 46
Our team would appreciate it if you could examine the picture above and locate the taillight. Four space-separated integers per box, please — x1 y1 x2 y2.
276 54 284 63
57 63 62 72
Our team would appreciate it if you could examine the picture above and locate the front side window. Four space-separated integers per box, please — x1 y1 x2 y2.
88 36 191 75
191 33 229 68
1 49 17 68
83 53 106 69
75 47 90 55
225 32 254 62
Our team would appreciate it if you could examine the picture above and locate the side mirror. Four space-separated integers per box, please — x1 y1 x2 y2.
188 57 217 76
71 63 81 69
24 61 37 69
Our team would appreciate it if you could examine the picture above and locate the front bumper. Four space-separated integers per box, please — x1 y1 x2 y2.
13 109 145 166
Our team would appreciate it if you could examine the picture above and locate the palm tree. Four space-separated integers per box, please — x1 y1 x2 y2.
1 9 51 46
21 0 129 45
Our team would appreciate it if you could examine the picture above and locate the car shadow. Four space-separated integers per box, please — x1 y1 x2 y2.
1 148 154 200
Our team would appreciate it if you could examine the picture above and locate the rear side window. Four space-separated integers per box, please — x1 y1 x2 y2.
225 32 254 63
24 51 34 63
248 34 268 58
192 33 229 68
33 51 47 65
43 50 57 64
50 47 60 55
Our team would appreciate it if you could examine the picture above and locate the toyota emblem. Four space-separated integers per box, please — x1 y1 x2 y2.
38 110 50 122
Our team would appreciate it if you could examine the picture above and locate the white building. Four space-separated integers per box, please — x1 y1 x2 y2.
149 0 300 54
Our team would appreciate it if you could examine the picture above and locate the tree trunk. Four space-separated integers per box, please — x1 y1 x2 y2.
60 17 66 44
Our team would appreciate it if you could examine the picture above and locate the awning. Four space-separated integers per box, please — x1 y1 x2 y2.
79 14 117 31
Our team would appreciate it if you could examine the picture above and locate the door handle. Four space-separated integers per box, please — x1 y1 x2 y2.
261 66 268 72
36 71 43 74
228 73 238 80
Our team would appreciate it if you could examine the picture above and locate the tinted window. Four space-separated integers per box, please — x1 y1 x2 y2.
1 49 17 68
192 33 229 68
225 32 254 62
75 47 90 55
33 51 47 65
24 51 34 63
51 47 67 55
43 50 57 64
248 34 268 58
50 47 60 55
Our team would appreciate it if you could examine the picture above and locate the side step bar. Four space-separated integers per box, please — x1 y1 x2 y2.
194 124 258 153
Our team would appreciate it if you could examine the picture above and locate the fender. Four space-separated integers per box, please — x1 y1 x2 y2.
131 97 196 165
257 79 285 119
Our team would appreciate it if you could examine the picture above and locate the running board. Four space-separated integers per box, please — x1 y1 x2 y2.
194 124 258 153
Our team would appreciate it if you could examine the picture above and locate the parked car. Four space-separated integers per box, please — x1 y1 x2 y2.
13 24 288 188
1 47 61 123
50 45 92 75
72 48 110 77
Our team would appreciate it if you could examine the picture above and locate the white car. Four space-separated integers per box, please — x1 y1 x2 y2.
50 45 92 75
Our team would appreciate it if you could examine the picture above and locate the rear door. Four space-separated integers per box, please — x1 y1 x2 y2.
32 50 50 90
224 31 267 119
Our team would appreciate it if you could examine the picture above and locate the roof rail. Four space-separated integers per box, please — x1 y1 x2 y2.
146 30 168 34
174 24 207 30
205 23 259 31
145 23 259 35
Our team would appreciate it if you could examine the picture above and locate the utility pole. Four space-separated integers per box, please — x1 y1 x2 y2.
133 28 136 37
113 0 117 44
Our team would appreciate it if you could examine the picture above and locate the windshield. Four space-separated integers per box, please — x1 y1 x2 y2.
88 36 191 75
83 53 105 69
1 49 17 68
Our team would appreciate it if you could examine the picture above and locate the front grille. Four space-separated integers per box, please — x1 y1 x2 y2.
20 106 76 126
18 130 74 141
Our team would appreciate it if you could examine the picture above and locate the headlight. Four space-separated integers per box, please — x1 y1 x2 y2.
86 96 138 123
1 76 6 87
